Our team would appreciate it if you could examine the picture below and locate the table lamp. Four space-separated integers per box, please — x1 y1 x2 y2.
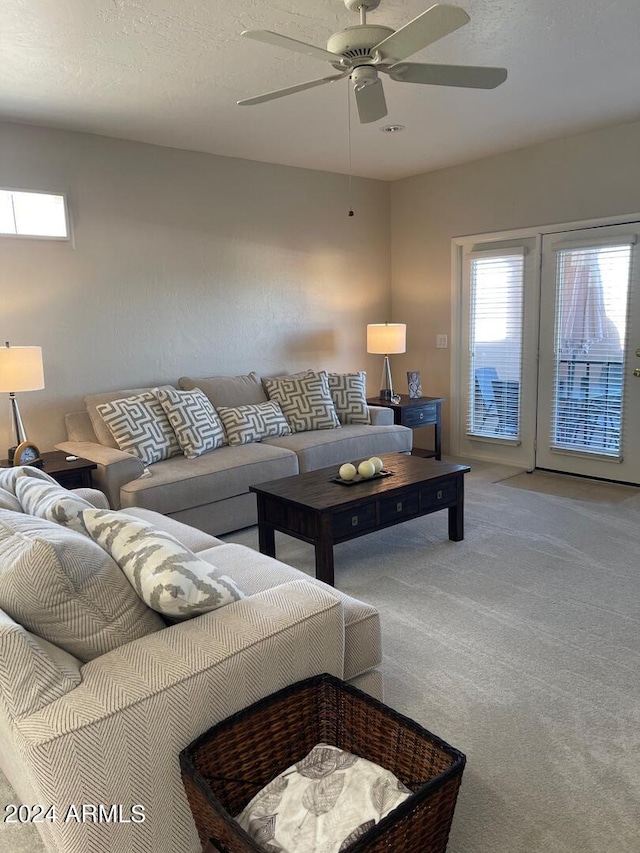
0 342 45 463
367 322 406 404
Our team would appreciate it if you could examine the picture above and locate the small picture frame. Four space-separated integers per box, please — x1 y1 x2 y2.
407 371 422 399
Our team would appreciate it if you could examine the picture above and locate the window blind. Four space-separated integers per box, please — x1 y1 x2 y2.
467 249 525 439
549 243 631 458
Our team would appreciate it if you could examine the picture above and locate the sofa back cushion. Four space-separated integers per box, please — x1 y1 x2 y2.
0 509 164 661
179 372 267 408
96 391 180 465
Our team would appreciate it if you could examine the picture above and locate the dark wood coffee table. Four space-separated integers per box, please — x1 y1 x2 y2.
250 453 470 586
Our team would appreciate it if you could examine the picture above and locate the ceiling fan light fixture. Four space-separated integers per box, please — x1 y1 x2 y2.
380 124 405 133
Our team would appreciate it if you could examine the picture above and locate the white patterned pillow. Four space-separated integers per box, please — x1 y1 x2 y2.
154 386 226 459
217 401 292 446
236 742 412 852
15 477 93 535
0 486 21 512
328 371 370 425
263 371 341 433
82 509 245 619
96 391 180 465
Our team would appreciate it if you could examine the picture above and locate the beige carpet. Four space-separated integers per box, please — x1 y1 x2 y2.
3 461 639 852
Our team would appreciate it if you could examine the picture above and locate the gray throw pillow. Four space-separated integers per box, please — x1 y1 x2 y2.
263 371 341 433
15 476 93 535
328 372 370 425
217 401 292 445
96 391 180 465
154 386 226 458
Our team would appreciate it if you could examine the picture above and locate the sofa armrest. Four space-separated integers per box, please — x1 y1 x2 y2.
16 580 345 742
368 405 394 426
55 440 145 509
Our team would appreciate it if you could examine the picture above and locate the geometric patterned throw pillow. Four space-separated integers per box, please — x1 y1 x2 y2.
154 386 226 459
217 401 292 446
263 371 341 433
96 392 180 465
82 509 245 620
328 371 370 425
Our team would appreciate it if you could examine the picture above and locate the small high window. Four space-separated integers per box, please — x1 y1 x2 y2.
0 189 69 239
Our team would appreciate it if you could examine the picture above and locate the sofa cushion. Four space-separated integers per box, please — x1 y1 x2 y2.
15 476 93 535
197 543 382 681
118 442 299 516
263 424 413 473
0 509 164 661
263 371 341 433
155 386 226 458
84 386 165 449
328 372 370 425
82 509 244 620
179 372 267 408
217 401 292 446
97 391 180 465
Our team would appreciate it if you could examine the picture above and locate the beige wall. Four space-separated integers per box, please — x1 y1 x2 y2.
0 122 391 453
390 119 640 452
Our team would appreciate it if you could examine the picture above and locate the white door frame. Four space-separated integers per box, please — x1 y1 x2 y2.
451 211 640 467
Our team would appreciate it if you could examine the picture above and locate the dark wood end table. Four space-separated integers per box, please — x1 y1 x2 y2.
367 395 444 460
1 450 96 489
250 453 470 587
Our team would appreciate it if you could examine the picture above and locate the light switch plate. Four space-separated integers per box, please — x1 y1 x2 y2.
436 334 448 349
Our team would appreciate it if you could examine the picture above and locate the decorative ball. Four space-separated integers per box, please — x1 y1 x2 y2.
358 460 376 479
339 462 357 481
369 456 384 473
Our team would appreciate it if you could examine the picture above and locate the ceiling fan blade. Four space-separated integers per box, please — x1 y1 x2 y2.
241 30 344 64
372 4 470 63
388 62 507 89
238 71 348 106
354 79 388 124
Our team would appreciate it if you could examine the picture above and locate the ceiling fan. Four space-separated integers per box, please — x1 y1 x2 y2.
238 1 507 124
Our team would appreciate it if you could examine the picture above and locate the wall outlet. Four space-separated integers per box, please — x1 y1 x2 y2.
436 334 448 349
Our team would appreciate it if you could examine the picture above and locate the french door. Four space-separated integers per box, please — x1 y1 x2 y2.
455 219 640 485
535 223 640 483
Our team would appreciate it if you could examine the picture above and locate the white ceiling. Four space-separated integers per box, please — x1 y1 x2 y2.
1 0 639 181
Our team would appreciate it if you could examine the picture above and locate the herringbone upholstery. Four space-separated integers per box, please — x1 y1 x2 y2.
217 400 291 445
3 581 345 853
155 386 226 458
263 371 341 433
0 510 164 661
97 392 180 465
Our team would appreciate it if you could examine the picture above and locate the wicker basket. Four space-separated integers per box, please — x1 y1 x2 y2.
180 673 465 853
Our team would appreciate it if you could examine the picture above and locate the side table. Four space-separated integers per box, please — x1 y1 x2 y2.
368 395 444 460
1 450 96 489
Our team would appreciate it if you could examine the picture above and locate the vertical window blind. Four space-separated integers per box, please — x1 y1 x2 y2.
549 240 632 457
467 249 525 439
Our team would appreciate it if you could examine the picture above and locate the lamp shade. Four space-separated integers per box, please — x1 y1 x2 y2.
367 323 406 355
0 345 45 392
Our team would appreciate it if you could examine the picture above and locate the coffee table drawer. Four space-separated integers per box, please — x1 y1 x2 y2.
332 504 376 538
379 490 420 524
421 480 457 509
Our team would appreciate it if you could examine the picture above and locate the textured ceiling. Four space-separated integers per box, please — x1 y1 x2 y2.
1 0 639 180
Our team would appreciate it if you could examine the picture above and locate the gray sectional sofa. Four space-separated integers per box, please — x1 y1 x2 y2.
57 371 412 536
0 467 383 853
